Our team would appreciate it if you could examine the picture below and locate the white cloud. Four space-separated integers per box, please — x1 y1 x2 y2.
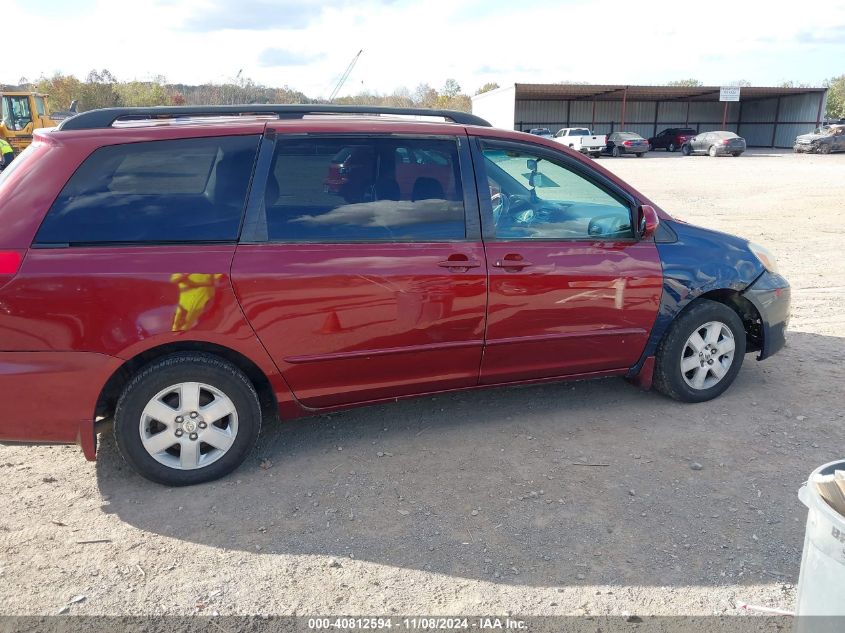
4 0 844 97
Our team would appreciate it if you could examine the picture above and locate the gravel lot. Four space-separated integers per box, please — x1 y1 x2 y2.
1 149 844 617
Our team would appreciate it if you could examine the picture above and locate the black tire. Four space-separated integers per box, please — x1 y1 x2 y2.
681 144 691 156
611 146 621 157
114 353 262 486
635 152 644 157
819 143 832 155
653 299 747 403
708 145 718 157
590 152 601 159
731 152 742 157
668 142 676 152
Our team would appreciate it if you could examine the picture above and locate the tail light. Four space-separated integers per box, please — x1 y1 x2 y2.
721 139 729 145
0 250 23 276
623 141 633 146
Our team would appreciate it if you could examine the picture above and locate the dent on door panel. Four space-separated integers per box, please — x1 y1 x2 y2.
481 240 663 383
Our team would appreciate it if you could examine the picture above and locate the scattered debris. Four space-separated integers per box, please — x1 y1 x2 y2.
737 601 794 616
690 462 704 471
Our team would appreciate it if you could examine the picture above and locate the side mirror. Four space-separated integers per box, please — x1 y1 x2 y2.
526 158 538 189
638 204 659 239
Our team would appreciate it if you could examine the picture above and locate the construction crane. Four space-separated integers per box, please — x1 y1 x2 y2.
329 49 363 103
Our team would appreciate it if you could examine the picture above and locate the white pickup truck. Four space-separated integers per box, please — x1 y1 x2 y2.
553 128 606 158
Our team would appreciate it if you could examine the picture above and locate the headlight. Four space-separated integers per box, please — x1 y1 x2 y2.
749 242 779 274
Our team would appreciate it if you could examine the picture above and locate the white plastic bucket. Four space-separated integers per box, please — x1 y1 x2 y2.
795 459 845 617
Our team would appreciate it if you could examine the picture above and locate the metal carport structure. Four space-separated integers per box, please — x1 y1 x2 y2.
471 84 828 148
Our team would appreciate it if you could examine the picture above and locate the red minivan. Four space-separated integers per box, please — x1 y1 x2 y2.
0 105 789 485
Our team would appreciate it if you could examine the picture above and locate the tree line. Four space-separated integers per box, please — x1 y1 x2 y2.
3 70 493 114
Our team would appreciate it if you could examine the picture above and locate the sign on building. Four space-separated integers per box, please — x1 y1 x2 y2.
720 87 741 102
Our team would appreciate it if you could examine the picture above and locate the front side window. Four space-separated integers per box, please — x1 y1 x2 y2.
480 142 633 240
34 96 46 117
35 135 260 245
264 136 465 242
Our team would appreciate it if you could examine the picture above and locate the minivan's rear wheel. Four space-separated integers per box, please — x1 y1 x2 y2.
653 299 746 403
114 353 261 486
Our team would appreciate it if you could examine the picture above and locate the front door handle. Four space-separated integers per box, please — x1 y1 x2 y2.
438 255 481 271
493 255 533 270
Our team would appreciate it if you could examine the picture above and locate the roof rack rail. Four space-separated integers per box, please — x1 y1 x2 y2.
56 104 492 131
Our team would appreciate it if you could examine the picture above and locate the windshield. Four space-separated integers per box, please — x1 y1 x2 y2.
713 131 738 139
617 133 642 140
0 143 37 190
813 127 834 135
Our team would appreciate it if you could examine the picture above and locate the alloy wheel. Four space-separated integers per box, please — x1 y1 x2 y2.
139 382 239 470
680 321 736 390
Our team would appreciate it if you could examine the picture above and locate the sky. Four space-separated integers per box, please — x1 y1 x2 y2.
5 0 844 98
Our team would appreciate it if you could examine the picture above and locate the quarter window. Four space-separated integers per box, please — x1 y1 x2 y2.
35 135 260 245
480 142 633 240
264 137 465 242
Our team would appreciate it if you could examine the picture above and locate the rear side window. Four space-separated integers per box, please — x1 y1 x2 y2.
264 136 465 242
35 135 260 246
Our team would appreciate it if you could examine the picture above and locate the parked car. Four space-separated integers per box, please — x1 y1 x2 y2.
648 127 698 152
604 132 650 157
793 124 845 154
682 131 746 157
553 127 606 158
528 127 553 139
0 105 789 486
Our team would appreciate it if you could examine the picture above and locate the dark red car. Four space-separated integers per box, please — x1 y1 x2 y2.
0 105 790 486
648 127 698 152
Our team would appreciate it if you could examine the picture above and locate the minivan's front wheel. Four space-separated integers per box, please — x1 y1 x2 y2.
114 353 262 486
653 300 746 403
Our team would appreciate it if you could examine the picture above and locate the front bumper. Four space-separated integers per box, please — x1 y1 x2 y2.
742 271 790 360
793 143 818 153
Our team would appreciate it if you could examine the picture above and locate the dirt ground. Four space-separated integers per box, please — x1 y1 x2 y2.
1 149 844 617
